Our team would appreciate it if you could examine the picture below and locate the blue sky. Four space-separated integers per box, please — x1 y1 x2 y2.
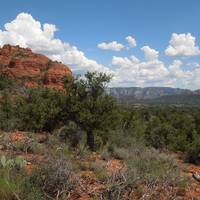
0 0 200 89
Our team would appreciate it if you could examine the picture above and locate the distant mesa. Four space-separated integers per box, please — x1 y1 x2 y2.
108 87 200 105
0 44 72 89
107 87 192 99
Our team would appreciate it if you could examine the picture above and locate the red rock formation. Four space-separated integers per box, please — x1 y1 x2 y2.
0 44 72 89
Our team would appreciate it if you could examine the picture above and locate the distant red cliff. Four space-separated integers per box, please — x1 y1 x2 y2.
0 44 72 89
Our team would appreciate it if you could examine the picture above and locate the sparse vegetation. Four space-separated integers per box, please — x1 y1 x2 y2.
0 72 199 199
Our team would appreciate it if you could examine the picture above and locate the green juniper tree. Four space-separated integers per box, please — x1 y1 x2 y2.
16 88 65 132
63 72 118 150
0 74 16 131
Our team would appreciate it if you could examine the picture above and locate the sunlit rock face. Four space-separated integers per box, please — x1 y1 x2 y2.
0 44 72 89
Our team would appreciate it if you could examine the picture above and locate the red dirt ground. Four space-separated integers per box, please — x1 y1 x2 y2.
4 132 200 199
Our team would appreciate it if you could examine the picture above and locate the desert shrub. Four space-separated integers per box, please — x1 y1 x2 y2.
18 146 76 200
0 155 27 200
108 130 133 148
46 132 61 147
27 155 78 199
89 159 130 199
0 155 27 171
27 142 46 154
0 132 10 151
145 124 175 149
45 133 73 158
97 135 186 199
11 138 33 153
170 131 188 151
125 148 184 185
0 91 18 131
100 169 130 200
90 161 107 182
111 147 130 160
99 146 186 200
94 131 104 149
20 186 44 200
100 146 112 161
58 121 83 148
11 138 45 155
185 134 200 164
16 88 65 132
0 74 14 91
76 142 90 158
103 131 146 161
0 176 19 200
107 128 146 152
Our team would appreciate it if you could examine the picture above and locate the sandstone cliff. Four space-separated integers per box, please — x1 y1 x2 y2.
0 45 72 89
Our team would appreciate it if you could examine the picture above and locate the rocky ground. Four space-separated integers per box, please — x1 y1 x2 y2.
178 157 200 200
0 131 200 200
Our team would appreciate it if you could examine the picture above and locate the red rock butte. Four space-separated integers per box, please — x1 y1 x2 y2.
0 44 72 89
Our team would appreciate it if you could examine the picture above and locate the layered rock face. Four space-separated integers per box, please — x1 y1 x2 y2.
0 45 72 89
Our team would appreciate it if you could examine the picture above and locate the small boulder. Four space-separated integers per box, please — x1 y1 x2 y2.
192 172 200 182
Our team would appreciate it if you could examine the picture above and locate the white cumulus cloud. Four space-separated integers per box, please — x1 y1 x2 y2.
125 35 136 48
141 46 159 60
111 51 169 87
0 13 200 89
167 60 195 88
0 12 112 74
165 33 200 57
97 41 124 51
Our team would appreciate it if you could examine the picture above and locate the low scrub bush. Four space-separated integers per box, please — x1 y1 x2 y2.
99 144 186 199
0 155 27 200
58 122 83 148
90 161 107 182
100 168 130 200
185 134 200 164
26 155 78 199
125 148 184 185
100 146 112 161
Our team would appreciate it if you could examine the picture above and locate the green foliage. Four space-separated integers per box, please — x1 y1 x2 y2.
125 149 182 184
76 142 90 158
0 155 14 168
0 74 14 91
0 177 18 200
14 157 27 169
185 134 200 164
130 106 200 164
0 155 27 200
0 72 118 151
145 123 176 149
0 75 17 131
98 144 186 200
0 155 26 169
16 88 65 132
27 155 78 199
90 161 107 182
0 150 78 200
0 70 200 165
58 121 82 148
0 90 18 131
63 72 118 150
